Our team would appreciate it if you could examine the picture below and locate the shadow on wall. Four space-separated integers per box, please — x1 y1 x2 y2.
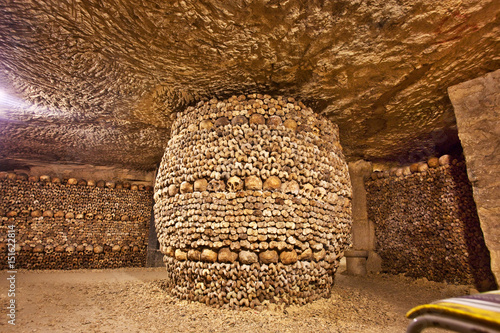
450 167 497 291
366 157 497 292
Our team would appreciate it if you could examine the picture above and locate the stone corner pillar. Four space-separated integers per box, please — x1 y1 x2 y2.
347 160 381 275
448 69 500 286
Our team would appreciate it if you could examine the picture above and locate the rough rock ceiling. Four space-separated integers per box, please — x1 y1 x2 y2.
0 0 499 171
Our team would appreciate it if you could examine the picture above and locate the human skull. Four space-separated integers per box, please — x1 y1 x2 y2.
54 210 65 218
199 120 213 130
45 245 54 254
194 179 208 192
267 116 282 128
84 245 94 255
227 176 243 192
39 175 51 182
43 210 54 218
180 181 193 194
325 192 339 204
168 184 178 196
207 179 225 192
28 175 39 182
54 245 65 253
245 175 262 190
302 183 315 197
249 114 265 125
231 115 248 126
263 176 281 191
315 187 327 200
33 244 45 253
214 117 230 127
282 180 300 194
67 178 78 185
283 119 297 131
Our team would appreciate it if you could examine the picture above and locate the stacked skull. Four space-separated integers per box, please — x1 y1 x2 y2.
154 94 352 308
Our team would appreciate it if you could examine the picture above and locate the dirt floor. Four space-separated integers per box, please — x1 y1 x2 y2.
0 261 476 333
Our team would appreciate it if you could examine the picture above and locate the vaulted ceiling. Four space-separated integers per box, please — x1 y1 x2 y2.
0 0 498 170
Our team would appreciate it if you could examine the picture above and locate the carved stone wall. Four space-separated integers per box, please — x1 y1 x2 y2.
0 172 153 269
448 69 500 285
154 94 352 308
366 157 496 290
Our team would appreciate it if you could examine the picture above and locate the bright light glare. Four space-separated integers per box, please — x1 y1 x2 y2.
0 88 64 120
0 88 29 109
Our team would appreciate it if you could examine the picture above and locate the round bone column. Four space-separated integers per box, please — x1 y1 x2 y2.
154 94 352 308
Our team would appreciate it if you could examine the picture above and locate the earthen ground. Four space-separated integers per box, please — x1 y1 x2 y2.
0 261 474 332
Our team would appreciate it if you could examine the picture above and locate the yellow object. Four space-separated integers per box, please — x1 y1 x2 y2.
407 290 500 329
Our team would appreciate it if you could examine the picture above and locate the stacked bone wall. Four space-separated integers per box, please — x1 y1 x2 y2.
0 173 152 269
154 94 352 308
366 157 496 290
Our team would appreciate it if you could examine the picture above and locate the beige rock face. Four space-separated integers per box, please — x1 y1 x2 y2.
0 1 498 169
448 69 500 285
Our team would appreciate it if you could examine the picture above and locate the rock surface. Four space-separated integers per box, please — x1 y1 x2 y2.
0 0 498 170
448 69 500 285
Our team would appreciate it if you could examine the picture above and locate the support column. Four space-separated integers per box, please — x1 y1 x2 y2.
153 94 353 307
448 69 500 286
346 160 381 275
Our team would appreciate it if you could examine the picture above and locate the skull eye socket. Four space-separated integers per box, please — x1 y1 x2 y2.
227 176 243 192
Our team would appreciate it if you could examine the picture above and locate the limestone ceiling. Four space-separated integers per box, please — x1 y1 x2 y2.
0 0 498 171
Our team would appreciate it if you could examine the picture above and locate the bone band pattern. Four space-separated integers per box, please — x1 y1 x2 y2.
154 94 352 307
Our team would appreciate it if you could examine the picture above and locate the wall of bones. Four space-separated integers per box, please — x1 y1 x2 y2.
0 172 153 269
154 94 353 308
366 156 496 290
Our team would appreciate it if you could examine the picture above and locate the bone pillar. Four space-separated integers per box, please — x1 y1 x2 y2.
154 94 353 307
448 69 500 286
